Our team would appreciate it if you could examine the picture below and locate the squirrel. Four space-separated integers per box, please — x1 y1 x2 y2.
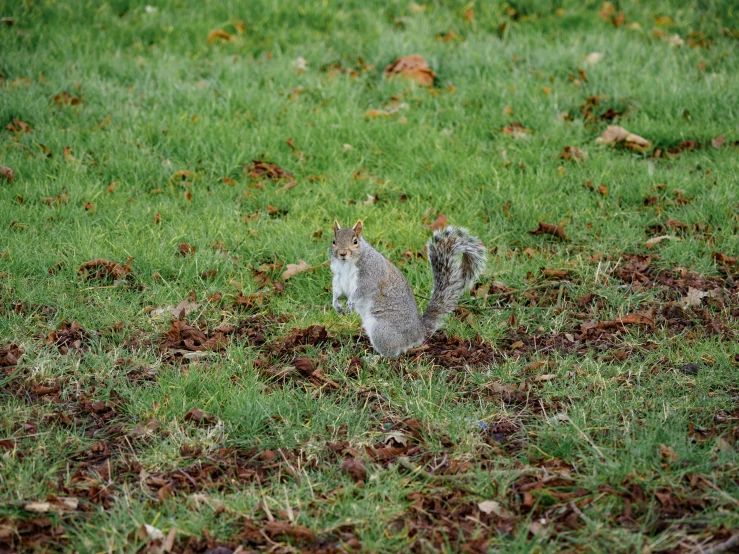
331 220 486 357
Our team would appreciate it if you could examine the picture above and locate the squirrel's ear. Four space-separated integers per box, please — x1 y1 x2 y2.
353 220 363 236
333 220 340 233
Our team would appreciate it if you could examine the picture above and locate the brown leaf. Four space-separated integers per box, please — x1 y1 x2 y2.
599 2 616 20
245 160 294 181
659 444 678 463
543 268 568 278
342 458 367 483
158 484 174 502
559 146 588 162
597 184 608 196
598 313 654 329
53 91 81 105
426 213 448 231
207 29 231 43
279 180 298 192
183 407 218 426
501 121 532 138
384 55 436 86
78 258 132 281
665 218 689 230
529 222 567 240
711 135 725 148
713 252 737 265
263 520 316 543
281 259 311 280
0 344 23 367
595 125 651 151
6 118 31 133
170 170 192 182
0 165 14 182
178 243 196 256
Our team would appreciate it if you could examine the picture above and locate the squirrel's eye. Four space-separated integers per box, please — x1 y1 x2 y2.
332 240 336 245
353 238 358 245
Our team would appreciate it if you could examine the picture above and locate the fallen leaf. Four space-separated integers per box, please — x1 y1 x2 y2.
529 222 567 240
595 125 651 151
207 29 231 43
78 258 132 281
535 373 557 382
138 523 165 542
585 52 604 65
245 160 294 181
599 2 616 20
183 407 218 426
559 146 588 162
263 520 316 543
0 165 14 182
597 184 608 196
712 135 725 149
178 243 196 256
23 501 51 513
342 458 367 483
478 500 502 515
53 91 81 105
598 313 654 329
659 443 678 462
712 252 737 265
384 55 436 86
501 121 532 138
681 287 709 308
281 260 311 280
293 57 308 73
6 118 31 133
0 344 23 367
426 213 448 231
668 34 685 47
645 235 678 249
279 180 298 192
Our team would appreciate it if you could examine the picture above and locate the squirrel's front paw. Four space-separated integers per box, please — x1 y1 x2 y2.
345 300 354 314
333 301 345 314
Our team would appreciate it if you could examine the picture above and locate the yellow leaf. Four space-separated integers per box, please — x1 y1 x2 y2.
281 260 311 280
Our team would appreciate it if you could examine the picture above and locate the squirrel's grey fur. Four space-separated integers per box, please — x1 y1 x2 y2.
331 220 486 357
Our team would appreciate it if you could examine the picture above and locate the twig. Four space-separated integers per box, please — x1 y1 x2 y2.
692 534 739 554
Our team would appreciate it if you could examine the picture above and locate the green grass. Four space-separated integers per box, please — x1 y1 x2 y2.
1 0 738 552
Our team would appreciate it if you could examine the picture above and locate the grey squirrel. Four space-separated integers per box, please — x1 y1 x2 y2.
331 220 486 357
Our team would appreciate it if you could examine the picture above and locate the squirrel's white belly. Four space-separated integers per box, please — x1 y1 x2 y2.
331 259 358 296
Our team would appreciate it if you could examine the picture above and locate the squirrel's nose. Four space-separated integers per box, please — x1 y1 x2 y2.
339 250 348 257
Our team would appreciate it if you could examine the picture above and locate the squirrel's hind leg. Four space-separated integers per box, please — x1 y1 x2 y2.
368 324 424 358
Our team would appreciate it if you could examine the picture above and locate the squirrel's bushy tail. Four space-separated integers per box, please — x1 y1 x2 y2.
421 226 486 334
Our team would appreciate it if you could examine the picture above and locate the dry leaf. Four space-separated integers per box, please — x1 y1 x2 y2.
478 500 502 515
529 222 567 240
178 243 196 256
384 55 436 86
341 458 367 483
599 2 616 20
138 523 165 542
293 57 308 73
585 52 604 65
279 180 298 192
207 29 231 43
599 313 654 329
659 443 678 462
559 146 588 162
281 260 311 280
681 287 710 308
23 501 51 513
426 213 448 231
535 373 557 382
595 125 651 151
712 135 725 149
712 252 737 265
0 165 14 182
78 258 132 281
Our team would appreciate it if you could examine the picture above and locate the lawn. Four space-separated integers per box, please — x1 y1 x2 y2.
1 0 738 552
